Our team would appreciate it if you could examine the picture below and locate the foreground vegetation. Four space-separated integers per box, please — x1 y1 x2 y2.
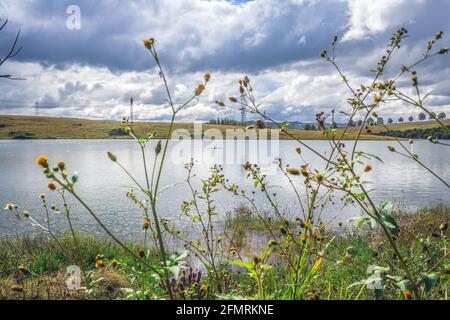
2 29 450 301
1 206 448 300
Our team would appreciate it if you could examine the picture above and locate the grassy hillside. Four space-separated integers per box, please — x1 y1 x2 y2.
1 114 442 140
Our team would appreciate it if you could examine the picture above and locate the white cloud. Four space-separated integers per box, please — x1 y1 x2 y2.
343 0 426 41
0 0 449 122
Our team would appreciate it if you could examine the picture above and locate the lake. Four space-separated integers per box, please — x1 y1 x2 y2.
0 139 449 241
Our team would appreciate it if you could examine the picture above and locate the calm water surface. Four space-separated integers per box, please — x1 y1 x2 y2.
0 140 449 241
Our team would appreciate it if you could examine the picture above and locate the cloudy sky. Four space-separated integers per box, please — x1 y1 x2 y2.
0 0 449 122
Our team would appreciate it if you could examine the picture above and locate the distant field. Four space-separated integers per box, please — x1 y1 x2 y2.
1 114 445 140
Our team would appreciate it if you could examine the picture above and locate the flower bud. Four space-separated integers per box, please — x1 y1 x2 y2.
143 38 154 49
195 84 205 96
204 72 211 83
107 152 117 162
57 161 66 170
155 140 162 155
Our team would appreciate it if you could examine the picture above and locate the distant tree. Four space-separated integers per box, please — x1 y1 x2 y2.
437 112 446 120
418 112 426 121
304 124 311 131
398 117 404 123
408 116 414 122
367 117 375 125
377 117 384 125
388 118 394 124
357 119 363 127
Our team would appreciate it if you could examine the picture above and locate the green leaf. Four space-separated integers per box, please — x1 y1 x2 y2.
381 213 399 236
421 273 439 292
396 280 414 292
281 120 288 130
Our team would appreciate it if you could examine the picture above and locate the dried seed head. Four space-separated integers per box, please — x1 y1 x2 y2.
388 146 396 152
229 97 238 103
48 182 57 191
315 173 324 183
57 160 66 170
295 147 302 155
363 164 373 173
286 167 301 176
204 72 211 82
215 100 225 107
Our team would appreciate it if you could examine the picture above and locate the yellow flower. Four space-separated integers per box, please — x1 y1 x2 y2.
18 265 29 274
143 38 154 49
36 155 49 167
95 254 104 268
403 289 412 299
143 218 151 230
195 84 205 96
23 210 30 218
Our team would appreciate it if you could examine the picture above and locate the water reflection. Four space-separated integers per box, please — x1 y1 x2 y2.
0 139 448 241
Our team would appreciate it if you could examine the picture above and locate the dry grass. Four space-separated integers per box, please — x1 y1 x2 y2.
0 114 400 140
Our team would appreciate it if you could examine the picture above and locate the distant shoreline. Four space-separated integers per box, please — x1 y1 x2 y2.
1 114 447 141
